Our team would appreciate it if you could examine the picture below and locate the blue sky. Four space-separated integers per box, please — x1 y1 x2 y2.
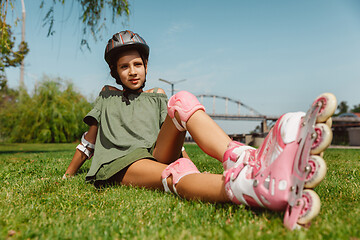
5 0 360 133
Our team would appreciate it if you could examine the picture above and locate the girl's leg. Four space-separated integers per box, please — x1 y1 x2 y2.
153 112 232 164
175 172 229 202
186 110 232 161
112 158 230 203
148 91 237 202
150 113 230 202
152 115 187 164
166 91 233 162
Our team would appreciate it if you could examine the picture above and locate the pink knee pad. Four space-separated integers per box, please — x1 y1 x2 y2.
167 91 205 131
162 158 200 196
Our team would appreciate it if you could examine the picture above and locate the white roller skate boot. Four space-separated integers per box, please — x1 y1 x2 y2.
224 93 337 230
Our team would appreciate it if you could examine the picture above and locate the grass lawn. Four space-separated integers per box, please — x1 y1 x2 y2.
0 143 359 239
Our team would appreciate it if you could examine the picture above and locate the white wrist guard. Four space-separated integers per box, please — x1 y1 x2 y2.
76 132 95 159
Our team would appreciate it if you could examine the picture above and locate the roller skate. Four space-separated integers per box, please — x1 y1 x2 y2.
223 93 337 230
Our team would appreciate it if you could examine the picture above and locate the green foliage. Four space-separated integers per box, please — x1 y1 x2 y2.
1 0 129 83
0 78 18 107
335 101 360 115
40 0 130 50
0 75 92 143
0 18 29 83
336 101 349 116
0 144 359 239
351 104 360 113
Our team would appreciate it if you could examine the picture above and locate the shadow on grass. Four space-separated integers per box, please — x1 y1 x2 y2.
77 167 90 175
213 201 275 217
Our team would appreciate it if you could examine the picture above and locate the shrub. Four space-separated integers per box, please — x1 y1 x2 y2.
0 75 92 143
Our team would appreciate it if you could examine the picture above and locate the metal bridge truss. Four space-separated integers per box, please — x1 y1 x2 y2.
196 94 278 121
196 94 360 128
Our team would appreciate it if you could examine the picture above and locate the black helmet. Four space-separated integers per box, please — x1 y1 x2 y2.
104 30 149 66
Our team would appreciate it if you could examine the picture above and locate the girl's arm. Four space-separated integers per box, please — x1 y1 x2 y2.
63 124 98 178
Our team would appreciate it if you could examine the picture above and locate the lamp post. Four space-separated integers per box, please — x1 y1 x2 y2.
20 0 26 90
158 78 186 96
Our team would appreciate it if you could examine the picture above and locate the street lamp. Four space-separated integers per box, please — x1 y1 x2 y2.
20 0 26 90
158 78 186 96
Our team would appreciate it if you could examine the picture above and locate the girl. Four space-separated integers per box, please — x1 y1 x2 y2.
63 30 335 229
64 30 231 202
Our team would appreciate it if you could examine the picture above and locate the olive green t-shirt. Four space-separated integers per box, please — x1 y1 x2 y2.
84 86 168 179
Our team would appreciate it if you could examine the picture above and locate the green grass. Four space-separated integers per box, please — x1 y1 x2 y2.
0 143 359 239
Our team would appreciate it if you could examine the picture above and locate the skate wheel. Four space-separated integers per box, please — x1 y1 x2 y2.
304 155 327 188
325 117 332 128
297 189 321 225
313 93 337 123
310 123 333 155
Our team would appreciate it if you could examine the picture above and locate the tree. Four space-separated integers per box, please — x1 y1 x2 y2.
0 78 19 107
336 101 349 116
351 104 360 113
2 0 130 49
1 0 130 81
0 18 29 85
41 0 130 50
0 75 92 143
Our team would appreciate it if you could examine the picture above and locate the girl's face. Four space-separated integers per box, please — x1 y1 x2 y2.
116 50 147 92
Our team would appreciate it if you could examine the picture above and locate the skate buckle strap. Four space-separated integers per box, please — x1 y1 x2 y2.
223 141 243 161
222 141 256 171
224 163 244 182
247 152 261 176
283 198 305 230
